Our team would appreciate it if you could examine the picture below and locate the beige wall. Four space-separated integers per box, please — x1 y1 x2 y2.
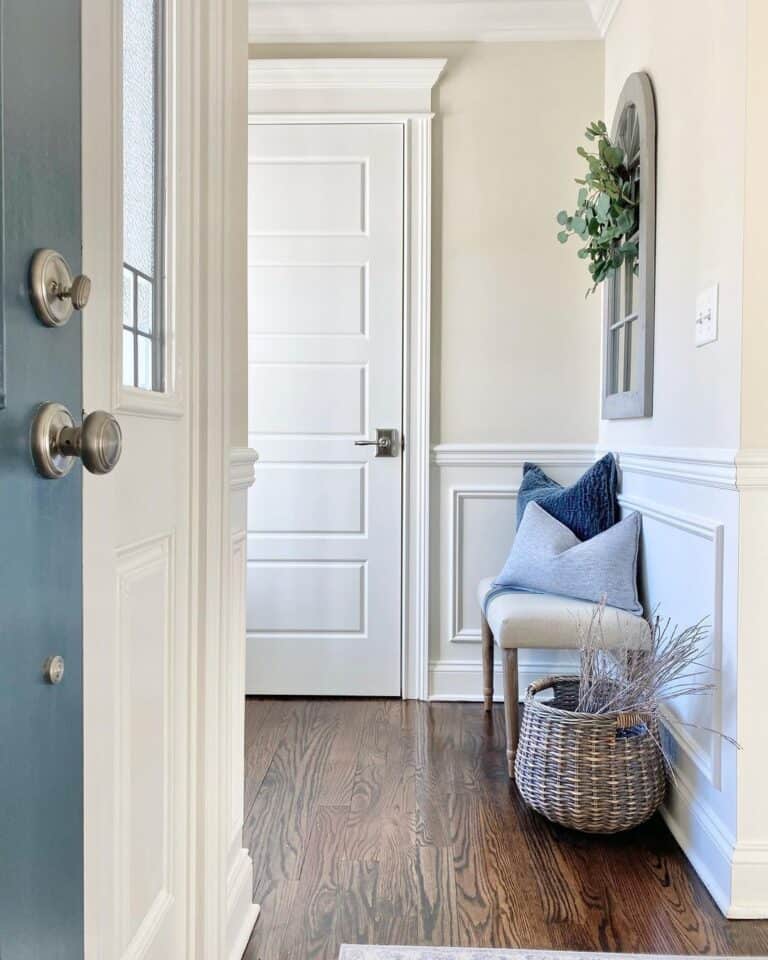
231 8 249 447
249 41 604 445
740 0 768 451
601 0 747 451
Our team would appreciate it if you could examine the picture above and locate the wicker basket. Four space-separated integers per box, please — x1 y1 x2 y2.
514 675 667 833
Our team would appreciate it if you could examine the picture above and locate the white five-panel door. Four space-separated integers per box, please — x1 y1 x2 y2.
246 122 404 696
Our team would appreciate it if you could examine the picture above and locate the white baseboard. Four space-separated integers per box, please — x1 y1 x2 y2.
657 761 768 918
226 847 260 960
730 842 768 919
428 655 576 702
659 771 734 916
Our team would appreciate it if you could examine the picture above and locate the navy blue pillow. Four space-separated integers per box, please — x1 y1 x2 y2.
516 453 618 541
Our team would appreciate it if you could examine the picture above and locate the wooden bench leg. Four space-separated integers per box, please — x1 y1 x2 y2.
502 648 519 778
481 613 494 713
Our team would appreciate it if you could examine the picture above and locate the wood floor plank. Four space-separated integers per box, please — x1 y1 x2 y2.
280 805 350 960
243 698 290 819
244 699 338 894
344 701 415 861
242 877 299 960
413 845 459 945
336 860 379 947
317 700 367 807
373 847 420 946
243 698 768 958
448 789 541 947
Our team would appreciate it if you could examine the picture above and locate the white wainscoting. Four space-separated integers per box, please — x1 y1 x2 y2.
615 449 742 916
429 441 753 915
430 445 595 702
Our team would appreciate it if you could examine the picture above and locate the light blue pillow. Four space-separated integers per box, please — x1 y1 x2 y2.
494 501 643 615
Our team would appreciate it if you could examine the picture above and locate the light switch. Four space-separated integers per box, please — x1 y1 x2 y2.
695 284 719 347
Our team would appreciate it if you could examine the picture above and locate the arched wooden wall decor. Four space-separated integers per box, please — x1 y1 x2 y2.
602 71 657 420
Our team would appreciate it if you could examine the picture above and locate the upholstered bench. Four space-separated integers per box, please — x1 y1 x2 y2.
478 577 651 777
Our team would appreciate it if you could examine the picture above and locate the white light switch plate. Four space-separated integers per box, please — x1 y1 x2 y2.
695 284 719 347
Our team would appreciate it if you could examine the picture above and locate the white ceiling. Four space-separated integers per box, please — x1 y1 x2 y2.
248 0 622 44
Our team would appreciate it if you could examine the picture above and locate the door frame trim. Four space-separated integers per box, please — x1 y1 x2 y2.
83 0 259 956
248 59 443 700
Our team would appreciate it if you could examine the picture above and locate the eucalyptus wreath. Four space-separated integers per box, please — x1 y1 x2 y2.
557 120 639 296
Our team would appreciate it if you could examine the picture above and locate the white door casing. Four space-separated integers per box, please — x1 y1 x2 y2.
246 122 404 696
247 60 443 701
83 1 257 958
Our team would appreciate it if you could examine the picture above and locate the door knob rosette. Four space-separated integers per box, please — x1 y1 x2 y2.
30 402 123 479
29 248 91 327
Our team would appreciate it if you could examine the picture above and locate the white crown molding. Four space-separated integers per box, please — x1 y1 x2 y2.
231 447 259 490
586 0 623 35
248 1 600 44
248 58 446 91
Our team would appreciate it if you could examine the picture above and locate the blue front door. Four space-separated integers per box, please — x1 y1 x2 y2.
0 1 84 957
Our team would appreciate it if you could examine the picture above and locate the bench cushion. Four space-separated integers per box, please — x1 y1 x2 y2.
477 577 650 651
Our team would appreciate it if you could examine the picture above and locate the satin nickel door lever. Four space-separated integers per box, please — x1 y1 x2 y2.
354 428 399 458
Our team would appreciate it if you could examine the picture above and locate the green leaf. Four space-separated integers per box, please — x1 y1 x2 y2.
556 210 569 225
595 193 611 216
557 230 569 244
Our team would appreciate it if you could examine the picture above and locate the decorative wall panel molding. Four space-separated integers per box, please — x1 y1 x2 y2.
449 485 518 643
115 533 174 957
619 493 724 788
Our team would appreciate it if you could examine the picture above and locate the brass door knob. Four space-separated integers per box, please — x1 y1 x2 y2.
30 403 123 479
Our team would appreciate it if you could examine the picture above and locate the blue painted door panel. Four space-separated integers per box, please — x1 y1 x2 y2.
0 1 83 957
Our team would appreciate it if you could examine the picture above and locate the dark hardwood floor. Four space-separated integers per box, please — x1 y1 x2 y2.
242 698 768 959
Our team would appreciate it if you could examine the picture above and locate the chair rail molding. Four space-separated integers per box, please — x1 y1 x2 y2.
230 447 259 491
735 448 768 489
432 442 750 489
432 442 596 468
